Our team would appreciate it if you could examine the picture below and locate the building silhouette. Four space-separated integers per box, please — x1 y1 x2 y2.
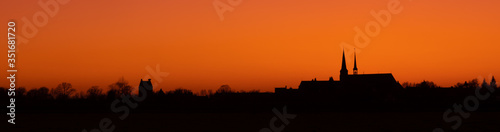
276 50 403 102
139 79 154 97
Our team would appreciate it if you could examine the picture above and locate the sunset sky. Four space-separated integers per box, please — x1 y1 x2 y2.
1 0 499 93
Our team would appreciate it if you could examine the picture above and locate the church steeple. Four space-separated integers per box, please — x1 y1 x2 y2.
353 49 358 75
340 49 348 81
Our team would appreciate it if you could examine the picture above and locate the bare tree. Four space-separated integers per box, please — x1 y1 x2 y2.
200 89 208 96
216 85 232 94
208 89 213 97
109 77 132 95
87 86 103 100
74 91 86 99
54 82 76 99
50 88 58 98
38 87 50 98
26 87 51 100
401 82 416 88
454 82 465 88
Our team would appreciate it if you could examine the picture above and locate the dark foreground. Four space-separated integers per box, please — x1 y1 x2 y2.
4 111 500 132
3 85 500 131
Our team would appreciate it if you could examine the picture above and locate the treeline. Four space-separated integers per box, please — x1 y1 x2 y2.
1 77 499 113
1 77 497 102
0 77 264 102
0 78 276 114
401 76 497 89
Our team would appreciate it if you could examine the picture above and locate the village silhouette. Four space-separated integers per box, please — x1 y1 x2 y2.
2 50 499 131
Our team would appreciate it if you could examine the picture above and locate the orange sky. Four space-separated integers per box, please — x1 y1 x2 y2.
1 0 499 93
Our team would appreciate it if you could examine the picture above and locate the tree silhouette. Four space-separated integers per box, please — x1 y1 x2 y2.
26 87 50 100
17 87 26 96
168 88 194 96
401 82 416 88
208 89 213 96
74 91 86 99
415 80 438 88
87 86 103 100
26 88 37 98
53 82 76 99
216 85 232 94
246 89 260 93
481 79 489 88
106 89 119 100
491 76 497 88
453 79 479 89
454 82 465 88
157 89 165 96
109 77 132 95
466 79 479 88
200 89 208 96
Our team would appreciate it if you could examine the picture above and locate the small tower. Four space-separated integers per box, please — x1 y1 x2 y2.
139 79 153 97
353 49 358 75
340 50 348 81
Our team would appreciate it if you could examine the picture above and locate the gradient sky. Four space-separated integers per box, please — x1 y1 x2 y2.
1 0 499 93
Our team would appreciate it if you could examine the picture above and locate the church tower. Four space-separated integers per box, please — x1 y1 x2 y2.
353 49 358 75
340 50 348 81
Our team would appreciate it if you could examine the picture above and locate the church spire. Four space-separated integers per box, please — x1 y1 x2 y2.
353 49 358 75
340 49 348 81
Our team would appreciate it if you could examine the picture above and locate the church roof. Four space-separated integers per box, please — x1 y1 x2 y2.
345 73 402 90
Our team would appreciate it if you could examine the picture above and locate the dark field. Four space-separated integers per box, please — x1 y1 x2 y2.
4 112 500 132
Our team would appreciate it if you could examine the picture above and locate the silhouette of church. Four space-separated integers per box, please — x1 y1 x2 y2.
276 50 403 102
